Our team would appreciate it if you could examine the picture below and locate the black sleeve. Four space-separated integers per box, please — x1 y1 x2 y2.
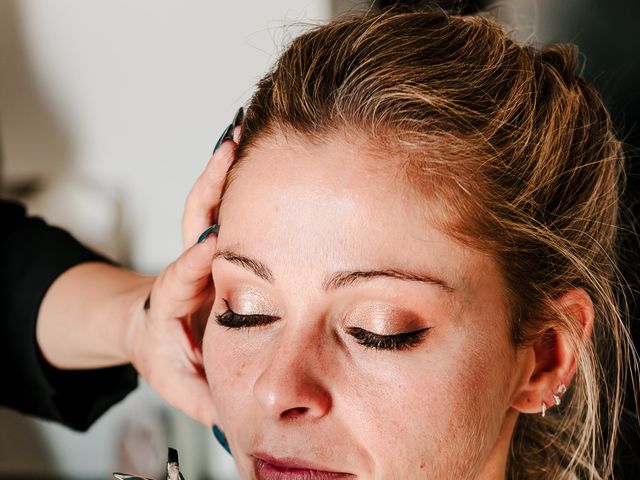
0 199 138 431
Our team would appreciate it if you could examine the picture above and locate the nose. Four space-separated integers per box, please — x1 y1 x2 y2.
253 330 333 421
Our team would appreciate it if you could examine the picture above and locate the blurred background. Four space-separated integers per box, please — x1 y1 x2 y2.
0 0 638 478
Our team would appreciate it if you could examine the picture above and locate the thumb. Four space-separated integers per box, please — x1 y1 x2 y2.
153 228 218 317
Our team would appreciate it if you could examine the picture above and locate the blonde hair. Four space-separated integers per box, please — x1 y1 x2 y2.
226 7 638 479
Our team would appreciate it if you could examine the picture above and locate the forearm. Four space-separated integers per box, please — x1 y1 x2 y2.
36 262 154 369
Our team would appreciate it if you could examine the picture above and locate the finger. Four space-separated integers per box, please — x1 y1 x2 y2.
153 233 217 317
232 124 242 143
182 140 236 248
186 301 214 355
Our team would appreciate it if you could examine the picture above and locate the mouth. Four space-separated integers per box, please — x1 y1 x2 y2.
252 453 353 480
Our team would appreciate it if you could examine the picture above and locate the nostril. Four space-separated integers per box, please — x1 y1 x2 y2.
280 406 310 420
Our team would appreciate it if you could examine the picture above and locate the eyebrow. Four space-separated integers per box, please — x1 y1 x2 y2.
212 249 454 293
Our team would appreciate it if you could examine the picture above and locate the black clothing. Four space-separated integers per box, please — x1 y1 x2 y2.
0 199 137 431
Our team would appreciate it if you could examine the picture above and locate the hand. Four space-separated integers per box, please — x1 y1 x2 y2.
126 132 238 425
125 234 218 425
35 120 239 427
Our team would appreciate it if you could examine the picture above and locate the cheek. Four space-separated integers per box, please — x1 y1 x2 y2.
430 328 514 474
445 344 511 441
202 324 254 418
352 330 513 477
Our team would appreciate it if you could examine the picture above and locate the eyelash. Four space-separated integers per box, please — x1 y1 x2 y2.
215 300 431 351
215 300 277 329
346 326 431 351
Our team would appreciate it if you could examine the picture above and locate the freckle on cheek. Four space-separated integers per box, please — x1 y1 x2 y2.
234 361 248 380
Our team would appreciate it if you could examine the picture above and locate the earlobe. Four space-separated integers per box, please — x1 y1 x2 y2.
510 288 594 416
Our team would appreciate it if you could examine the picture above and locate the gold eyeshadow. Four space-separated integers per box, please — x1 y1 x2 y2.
222 289 425 336
229 287 280 316
216 292 430 351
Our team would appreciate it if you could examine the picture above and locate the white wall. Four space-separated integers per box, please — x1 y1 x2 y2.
0 1 331 478
1 0 331 272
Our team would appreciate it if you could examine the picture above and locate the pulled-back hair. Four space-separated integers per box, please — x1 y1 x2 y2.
225 7 638 479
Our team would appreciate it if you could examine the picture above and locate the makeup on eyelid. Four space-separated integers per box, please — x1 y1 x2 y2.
222 286 427 337
228 287 281 316
346 303 426 335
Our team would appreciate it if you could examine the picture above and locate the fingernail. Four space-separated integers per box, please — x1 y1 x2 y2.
231 107 244 128
212 425 232 455
212 123 234 155
197 224 220 244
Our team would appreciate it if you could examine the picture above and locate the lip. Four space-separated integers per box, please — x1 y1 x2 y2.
252 452 352 480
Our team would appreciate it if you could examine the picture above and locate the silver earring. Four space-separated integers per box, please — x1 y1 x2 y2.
541 401 547 418
553 383 566 406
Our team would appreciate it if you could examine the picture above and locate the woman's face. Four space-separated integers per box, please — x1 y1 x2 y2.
203 135 527 479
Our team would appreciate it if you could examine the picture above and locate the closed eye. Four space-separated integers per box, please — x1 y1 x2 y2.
346 326 431 351
214 300 431 351
214 300 279 329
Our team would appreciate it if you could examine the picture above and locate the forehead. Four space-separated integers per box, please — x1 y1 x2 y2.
229 133 407 197
218 134 490 292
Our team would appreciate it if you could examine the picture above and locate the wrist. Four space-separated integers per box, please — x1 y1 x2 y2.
37 263 155 369
123 275 155 367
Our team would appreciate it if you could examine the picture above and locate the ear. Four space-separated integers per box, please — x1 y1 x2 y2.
511 288 594 416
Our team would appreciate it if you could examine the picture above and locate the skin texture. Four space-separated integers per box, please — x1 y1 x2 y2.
202 134 581 479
